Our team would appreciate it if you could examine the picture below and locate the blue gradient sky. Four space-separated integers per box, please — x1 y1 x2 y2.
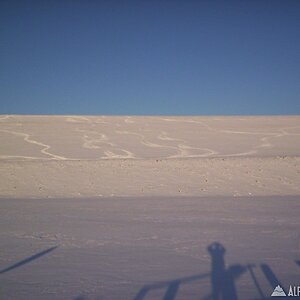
1 1 299 115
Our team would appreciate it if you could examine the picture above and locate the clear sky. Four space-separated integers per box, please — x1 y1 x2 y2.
0 1 299 115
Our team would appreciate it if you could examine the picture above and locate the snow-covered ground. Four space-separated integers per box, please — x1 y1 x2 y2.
0 196 300 300
0 116 299 299
1 116 300 199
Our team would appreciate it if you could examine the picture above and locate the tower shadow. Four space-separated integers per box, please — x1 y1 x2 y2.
133 242 248 300
206 242 246 300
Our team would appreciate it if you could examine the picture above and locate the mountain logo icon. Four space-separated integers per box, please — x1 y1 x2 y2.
271 285 286 297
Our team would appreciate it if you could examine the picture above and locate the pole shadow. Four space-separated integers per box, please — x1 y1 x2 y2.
0 246 58 274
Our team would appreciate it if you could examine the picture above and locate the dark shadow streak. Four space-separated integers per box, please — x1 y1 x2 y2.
0 246 58 274
73 296 85 300
133 273 210 300
260 264 286 294
247 264 266 299
295 260 300 267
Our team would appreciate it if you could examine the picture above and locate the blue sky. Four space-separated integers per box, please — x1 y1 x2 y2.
0 1 299 115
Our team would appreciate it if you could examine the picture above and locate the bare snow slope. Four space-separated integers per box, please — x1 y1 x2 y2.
0 115 300 198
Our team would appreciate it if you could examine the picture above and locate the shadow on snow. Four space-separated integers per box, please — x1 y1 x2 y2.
0 246 58 274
